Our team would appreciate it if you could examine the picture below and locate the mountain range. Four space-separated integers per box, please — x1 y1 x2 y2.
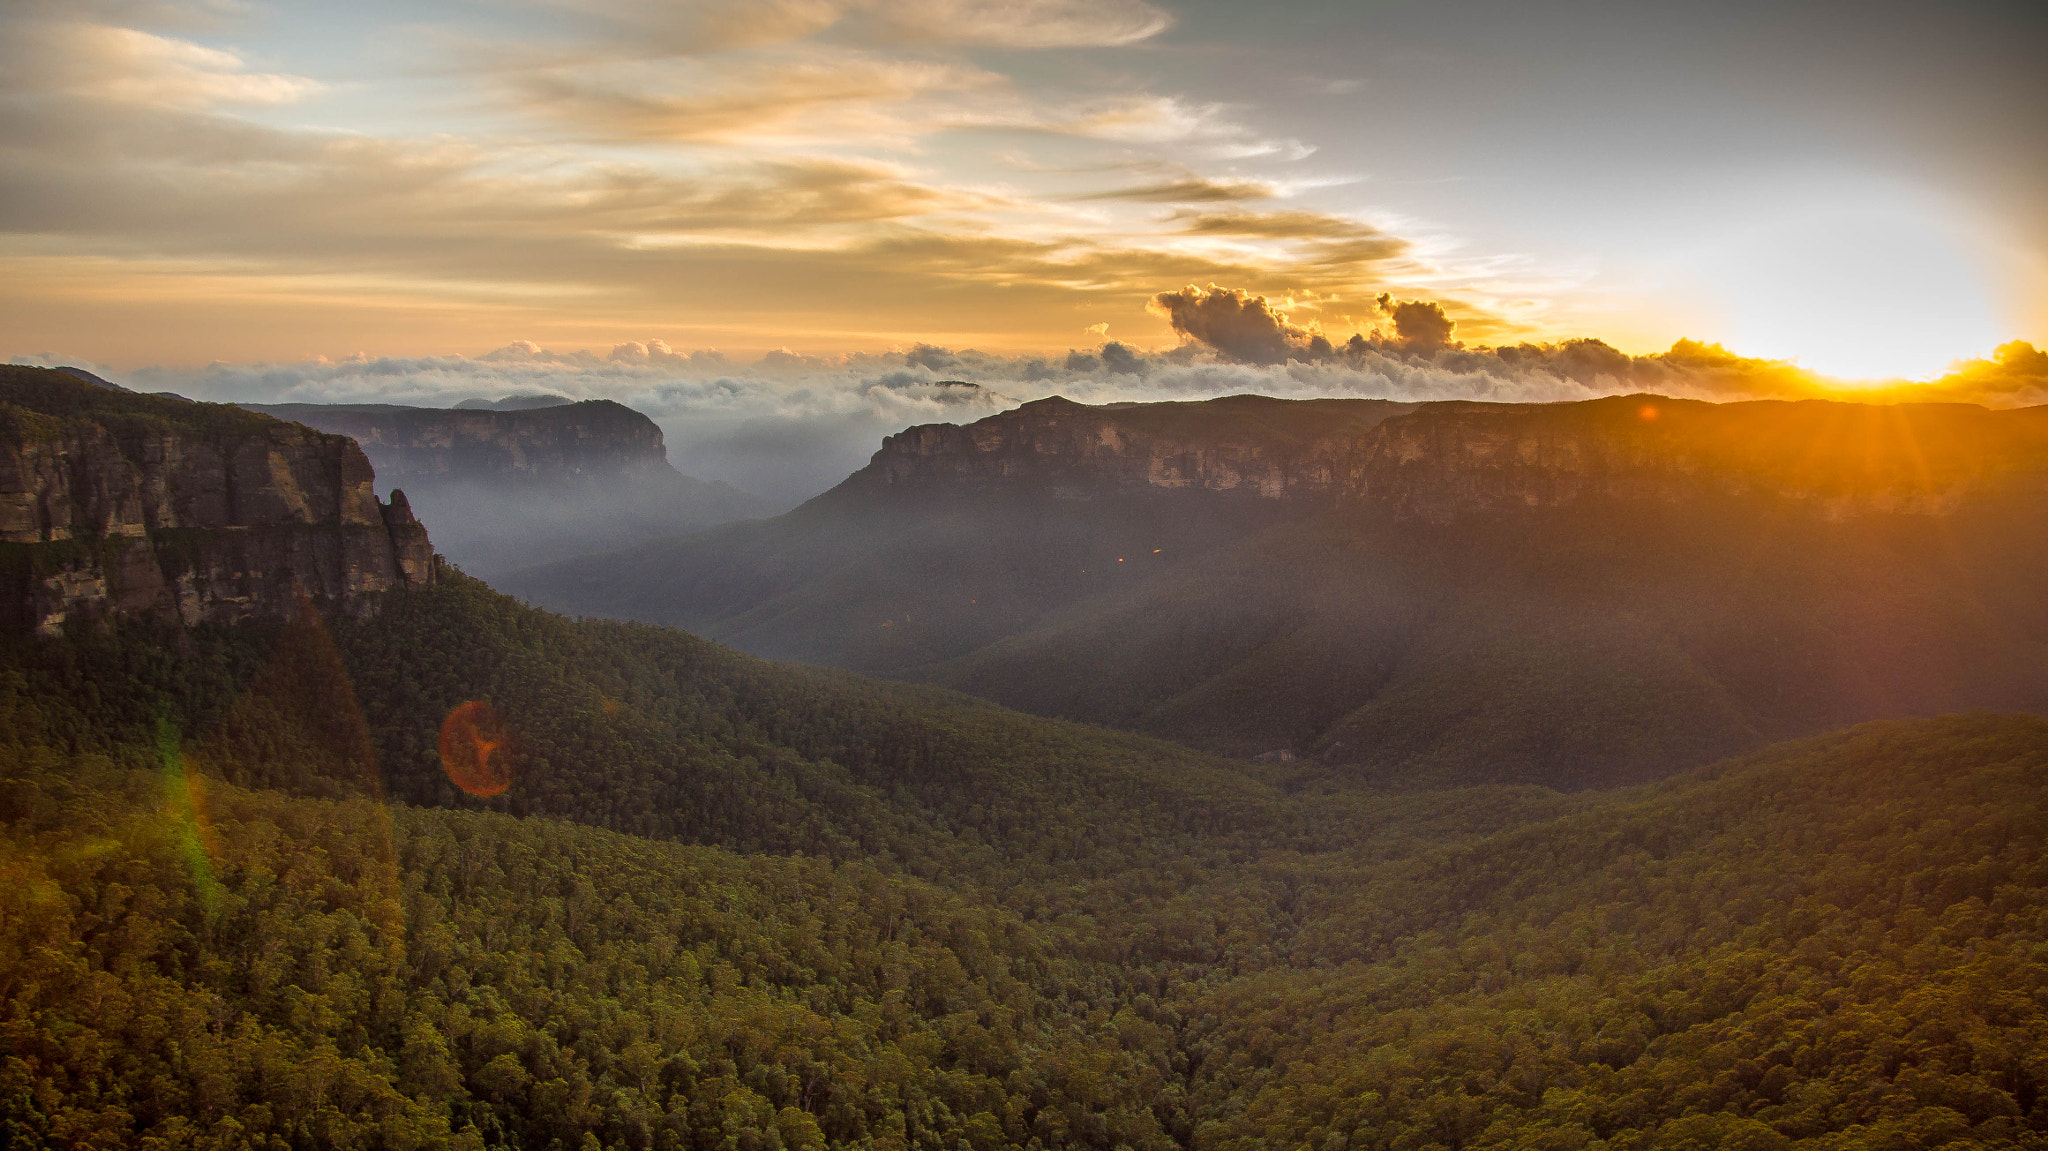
508 392 2048 788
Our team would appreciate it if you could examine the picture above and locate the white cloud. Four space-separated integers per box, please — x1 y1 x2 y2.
0 22 321 109
16 339 1619 503
526 0 1172 53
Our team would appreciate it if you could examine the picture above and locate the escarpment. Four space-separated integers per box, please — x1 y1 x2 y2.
240 399 672 483
1 366 434 634
506 388 2048 785
851 395 1416 501
238 399 776 577
852 393 2048 519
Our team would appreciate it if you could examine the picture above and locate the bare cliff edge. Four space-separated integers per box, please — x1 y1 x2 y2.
238 399 670 483
236 399 776 578
846 393 2048 518
1 365 433 634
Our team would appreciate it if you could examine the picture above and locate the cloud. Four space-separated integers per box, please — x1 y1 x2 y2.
1174 209 1386 240
529 0 1172 54
30 319 2040 512
1925 341 2048 402
503 50 1006 145
1139 281 2022 407
1374 292 1456 355
1072 176 1284 203
0 5 1554 366
1149 284 1324 366
859 0 1172 48
1098 340 1146 375
903 342 959 371
1034 97 1310 158
0 20 320 110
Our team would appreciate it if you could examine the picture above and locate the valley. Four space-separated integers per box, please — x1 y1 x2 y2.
510 393 2048 787
3 365 2046 1150
244 399 776 578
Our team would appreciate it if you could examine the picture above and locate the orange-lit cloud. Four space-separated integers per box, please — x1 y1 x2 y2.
531 0 1174 54
1071 175 1284 204
2 0 2037 373
0 0 1473 364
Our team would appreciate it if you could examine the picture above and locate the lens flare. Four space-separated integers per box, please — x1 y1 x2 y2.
439 700 514 797
156 717 222 910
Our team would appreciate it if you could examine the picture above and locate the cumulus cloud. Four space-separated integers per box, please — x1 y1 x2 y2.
1149 284 1324 366
1135 281 2048 408
1866 340 2048 406
1375 292 1456 355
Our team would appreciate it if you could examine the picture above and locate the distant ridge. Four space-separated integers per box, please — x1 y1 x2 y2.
508 391 2048 789
51 365 130 391
242 398 777 576
454 392 574 410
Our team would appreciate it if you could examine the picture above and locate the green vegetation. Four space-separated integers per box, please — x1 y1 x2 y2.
506 396 2048 791
0 364 278 448
4 573 2047 1149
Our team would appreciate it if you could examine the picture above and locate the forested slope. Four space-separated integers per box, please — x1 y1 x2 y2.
508 395 2048 791
4 666 2044 1149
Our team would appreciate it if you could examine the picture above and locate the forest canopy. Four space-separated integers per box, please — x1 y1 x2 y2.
3 577 2046 1150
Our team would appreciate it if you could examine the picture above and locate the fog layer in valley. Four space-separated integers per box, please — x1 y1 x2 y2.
17 290 2046 506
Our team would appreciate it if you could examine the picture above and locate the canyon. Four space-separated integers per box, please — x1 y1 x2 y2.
511 391 2048 787
243 399 775 576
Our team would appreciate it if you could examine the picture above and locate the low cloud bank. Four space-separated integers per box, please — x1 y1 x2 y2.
16 287 2043 507
1142 283 2003 400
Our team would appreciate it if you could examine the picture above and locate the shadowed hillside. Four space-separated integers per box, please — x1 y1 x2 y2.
509 393 2048 788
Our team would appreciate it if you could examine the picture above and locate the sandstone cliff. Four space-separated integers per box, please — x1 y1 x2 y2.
855 395 1415 500
854 393 2048 520
241 400 670 483
1 366 434 634
239 400 774 577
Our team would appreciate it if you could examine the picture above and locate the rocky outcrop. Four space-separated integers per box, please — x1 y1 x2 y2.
853 393 2048 520
1 366 434 634
240 400 670 484
239 399 777 577
855 395 1417 501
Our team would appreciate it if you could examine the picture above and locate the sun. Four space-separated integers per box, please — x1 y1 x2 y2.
1702 200 2000 382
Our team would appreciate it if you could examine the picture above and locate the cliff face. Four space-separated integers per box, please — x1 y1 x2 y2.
1 367 433 634
239 399 778 578
859 395 1416 501
240 400 670 484
855 394 2048 520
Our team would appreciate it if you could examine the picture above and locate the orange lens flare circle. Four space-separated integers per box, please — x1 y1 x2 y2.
438 700 513 797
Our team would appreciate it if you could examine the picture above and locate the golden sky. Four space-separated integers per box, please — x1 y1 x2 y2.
1 0 2044 380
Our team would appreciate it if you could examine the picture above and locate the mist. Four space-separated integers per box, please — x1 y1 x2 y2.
16 310 2044 508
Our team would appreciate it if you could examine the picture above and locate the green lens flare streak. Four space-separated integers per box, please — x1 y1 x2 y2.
155 715 221 912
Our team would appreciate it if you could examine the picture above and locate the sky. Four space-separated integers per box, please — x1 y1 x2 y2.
4 0 2046 499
